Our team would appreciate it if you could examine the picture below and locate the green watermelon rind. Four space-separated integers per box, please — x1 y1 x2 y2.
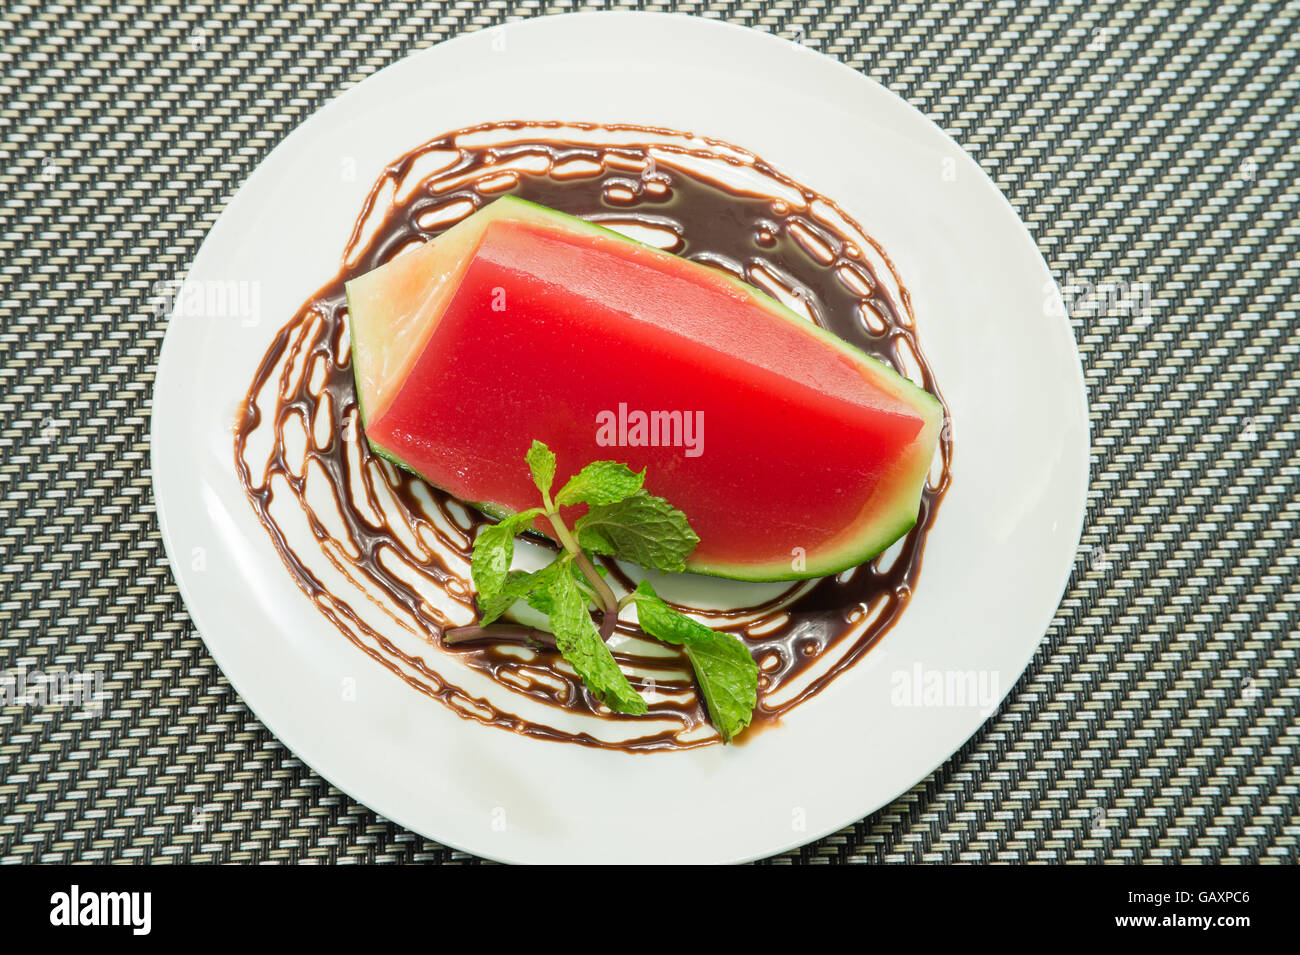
346 195 943 583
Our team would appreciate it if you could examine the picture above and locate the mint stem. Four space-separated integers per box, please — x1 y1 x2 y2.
544 505 620 642
444 623 555 648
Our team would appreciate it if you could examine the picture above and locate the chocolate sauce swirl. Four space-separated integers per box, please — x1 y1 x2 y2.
234 121 952 752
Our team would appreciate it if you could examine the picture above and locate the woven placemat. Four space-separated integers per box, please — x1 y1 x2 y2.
1 0 1296 864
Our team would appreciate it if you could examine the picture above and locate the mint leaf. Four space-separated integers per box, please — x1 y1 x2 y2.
633 580 757 742
575 490 700 573
478 569 545 625
474 540 599 626
631 580 714 646
555 461 645 508
517 559 589 617
547 567 647 715
470 507 542 601
525 440 556 498
476 560 597 628
683 633 758 743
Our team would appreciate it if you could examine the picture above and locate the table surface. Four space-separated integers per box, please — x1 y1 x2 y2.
1 0 1296 864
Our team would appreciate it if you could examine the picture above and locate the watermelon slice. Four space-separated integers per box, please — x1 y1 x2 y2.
345 197 941 581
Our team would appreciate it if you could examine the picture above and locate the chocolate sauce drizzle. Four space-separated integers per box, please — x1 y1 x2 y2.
234 121 952 752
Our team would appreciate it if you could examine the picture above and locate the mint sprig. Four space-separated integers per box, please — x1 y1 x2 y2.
445 440 759 741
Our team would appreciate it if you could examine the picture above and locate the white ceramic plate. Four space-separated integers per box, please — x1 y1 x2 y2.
151 11 1088 864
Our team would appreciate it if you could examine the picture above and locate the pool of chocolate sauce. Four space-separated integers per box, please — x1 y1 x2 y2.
234 122 952 752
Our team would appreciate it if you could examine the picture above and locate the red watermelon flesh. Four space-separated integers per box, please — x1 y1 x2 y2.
348 197 942 581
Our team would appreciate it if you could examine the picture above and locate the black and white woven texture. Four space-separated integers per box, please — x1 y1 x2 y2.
0 0 1296 864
